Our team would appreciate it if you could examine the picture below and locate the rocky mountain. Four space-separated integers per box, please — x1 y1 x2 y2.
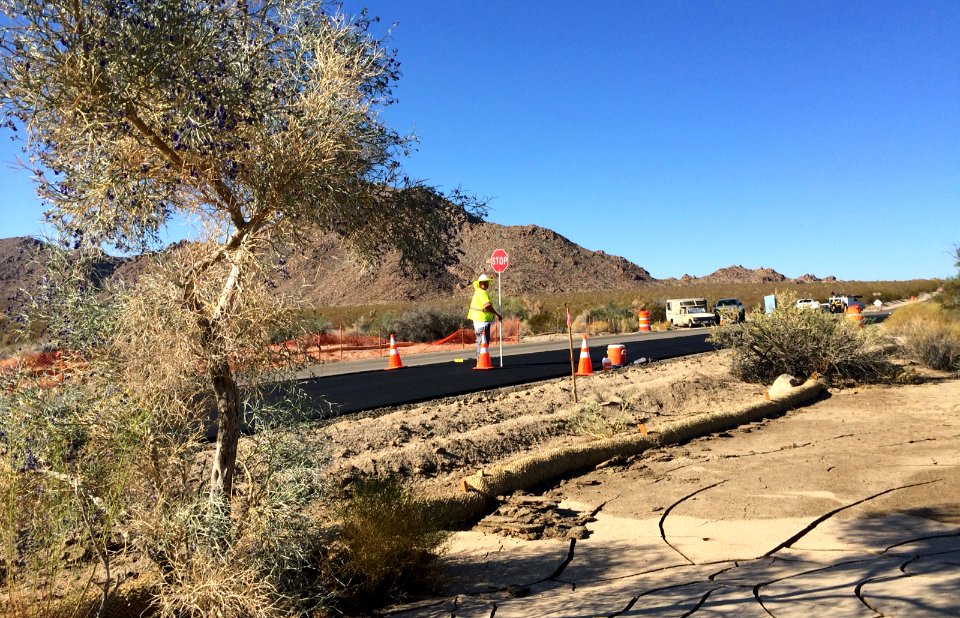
0 236 127 326
272 220 654 304
796 273 838 283
0 220 654 316
670 265 839 285
1 224 840 317
698 265 787 284
0 237 49 317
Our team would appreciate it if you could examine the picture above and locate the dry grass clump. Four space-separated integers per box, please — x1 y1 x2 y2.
153 545 289 618
570 401 633 439
884 303 960 373
709 294 898 384
328 477 451 607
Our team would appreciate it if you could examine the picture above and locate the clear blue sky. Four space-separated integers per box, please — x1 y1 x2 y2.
1 0 958 280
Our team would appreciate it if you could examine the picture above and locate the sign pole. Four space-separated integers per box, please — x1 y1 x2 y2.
490 248 509 368
497 271 503 367
567 304 577 403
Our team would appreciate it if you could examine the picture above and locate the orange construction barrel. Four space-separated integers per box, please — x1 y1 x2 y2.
607 344 626 366
637 310 652 332
845 305 863 327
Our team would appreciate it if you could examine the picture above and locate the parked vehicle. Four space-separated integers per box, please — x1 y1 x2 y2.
827 294 864 314
796 298 822 310
714 298 745 323
666 298 717 327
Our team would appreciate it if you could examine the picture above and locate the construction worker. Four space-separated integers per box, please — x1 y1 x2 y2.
467 274 502 359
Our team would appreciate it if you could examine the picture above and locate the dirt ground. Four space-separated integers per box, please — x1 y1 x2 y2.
405 365 960 617
298 346 955 532
302 351 771 496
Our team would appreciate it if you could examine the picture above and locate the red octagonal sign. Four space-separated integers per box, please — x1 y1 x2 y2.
490 248 509 273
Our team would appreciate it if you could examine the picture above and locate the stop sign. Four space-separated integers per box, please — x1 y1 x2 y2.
490 249 509 273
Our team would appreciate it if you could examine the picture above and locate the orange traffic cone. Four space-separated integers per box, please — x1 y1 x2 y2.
575 335 594 376
474 333 494 370
385 333 404 370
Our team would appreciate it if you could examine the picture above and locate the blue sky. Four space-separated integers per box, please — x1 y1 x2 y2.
2 0 958 280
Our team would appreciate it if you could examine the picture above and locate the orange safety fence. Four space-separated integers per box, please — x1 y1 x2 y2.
0 350 85 389
282 318 522 352
4 318 526 390
431 318 521 346
284 332 412 350
432 329 470 345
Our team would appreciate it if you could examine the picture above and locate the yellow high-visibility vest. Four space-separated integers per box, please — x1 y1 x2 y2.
467 282 495 322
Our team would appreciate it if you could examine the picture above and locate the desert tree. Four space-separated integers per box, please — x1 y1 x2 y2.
936 244 960 313
0 0 480 507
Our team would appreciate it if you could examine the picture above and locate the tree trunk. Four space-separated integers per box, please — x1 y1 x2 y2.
186 257 243 501
209 356 241 499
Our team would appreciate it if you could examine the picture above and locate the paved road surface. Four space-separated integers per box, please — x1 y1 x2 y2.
295 330 714 417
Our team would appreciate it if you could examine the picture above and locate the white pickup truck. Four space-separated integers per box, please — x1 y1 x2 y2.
666 298 717 327
827 294 864 314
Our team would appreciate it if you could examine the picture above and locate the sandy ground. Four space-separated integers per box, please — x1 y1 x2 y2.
347 358 957 617
292 345 960 616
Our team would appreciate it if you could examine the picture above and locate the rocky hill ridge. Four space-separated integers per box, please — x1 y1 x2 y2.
1 225 836 314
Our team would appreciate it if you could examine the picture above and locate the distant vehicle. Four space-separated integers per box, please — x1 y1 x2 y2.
796 298 822 310
827 294 864 314
666 298 717 327
714 298 745 323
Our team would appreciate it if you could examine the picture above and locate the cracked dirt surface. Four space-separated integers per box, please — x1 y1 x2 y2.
381 371 960 617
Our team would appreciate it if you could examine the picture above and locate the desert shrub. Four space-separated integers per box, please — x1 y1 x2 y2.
329 477 451 605
269 313 332 344
630 298 666 324
143 419 329 618
1 253 136 616
709 295 898 384
937 278 960 314
900 324 960 373
1 361 331 618
389 308 465 342
571 315 609 335
351 311 397 337
572 302 636 334
645 305 667 324
883 302 948 330
300 314 333 336
525 311 560 335
884 303 960 373
499 296 529 320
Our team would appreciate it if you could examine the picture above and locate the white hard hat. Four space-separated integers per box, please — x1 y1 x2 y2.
477 274 492 283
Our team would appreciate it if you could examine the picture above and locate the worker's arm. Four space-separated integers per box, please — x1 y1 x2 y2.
483 301 502 321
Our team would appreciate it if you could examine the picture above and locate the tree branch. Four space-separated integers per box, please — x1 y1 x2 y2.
123 105 247 230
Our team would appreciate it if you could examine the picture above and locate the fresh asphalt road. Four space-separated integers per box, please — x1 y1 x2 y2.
291 307 895 417
295 329 715 417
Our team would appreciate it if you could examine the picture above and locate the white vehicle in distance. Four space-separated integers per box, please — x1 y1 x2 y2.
796 298 822 310
827 294 864 314
666 298 717 328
